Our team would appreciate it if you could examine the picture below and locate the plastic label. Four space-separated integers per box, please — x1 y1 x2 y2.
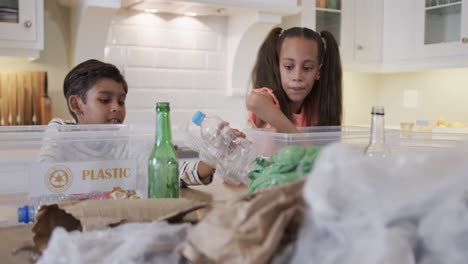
29 160 137 197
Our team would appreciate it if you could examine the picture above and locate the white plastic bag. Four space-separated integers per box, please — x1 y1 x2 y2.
37 221 190 264
418 192 468 264
293 142 468 264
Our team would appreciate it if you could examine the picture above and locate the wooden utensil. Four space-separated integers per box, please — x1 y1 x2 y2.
32 72 42 125
24 72 33 125
40 72 51 125
0 71 49 126
8 73 17 126
16 72 25 125
0 73 5 126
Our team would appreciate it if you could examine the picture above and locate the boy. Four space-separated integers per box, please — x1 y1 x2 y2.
42 59 216 185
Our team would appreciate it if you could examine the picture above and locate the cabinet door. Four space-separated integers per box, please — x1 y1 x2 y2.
0 0 38 41
315 0 360 67
340 0 384 71
414 0 468 58
315 0 343 45
353 0 383 62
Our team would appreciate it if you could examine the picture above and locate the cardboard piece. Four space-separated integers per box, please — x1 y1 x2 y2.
181 179 306 264
0 225 38 264
2 177 245 263
32 198 208 252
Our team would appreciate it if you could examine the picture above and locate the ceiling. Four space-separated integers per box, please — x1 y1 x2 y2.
58 0 300 17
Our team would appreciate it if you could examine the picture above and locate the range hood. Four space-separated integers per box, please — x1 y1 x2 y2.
63 0 300 96
124 0 300 16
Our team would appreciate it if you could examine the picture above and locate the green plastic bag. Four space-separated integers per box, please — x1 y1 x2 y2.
248 145 320 193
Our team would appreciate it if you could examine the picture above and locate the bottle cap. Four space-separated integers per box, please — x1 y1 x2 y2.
371 106 385 115
192 111 206 126
17 205 34 224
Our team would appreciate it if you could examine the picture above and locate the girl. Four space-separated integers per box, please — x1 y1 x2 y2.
246 27 342 133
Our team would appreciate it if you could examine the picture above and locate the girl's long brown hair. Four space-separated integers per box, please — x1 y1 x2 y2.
251 27 342 126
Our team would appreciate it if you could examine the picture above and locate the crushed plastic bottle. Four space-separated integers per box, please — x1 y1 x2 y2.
17 192 108 224
187 111 255 184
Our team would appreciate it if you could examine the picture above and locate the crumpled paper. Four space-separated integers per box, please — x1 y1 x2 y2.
181 179 305 264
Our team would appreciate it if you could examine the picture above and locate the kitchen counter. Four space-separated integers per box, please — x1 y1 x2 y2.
0 177 247 263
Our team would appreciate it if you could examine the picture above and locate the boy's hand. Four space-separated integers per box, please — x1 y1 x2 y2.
223 121 246 138
231 128 246 138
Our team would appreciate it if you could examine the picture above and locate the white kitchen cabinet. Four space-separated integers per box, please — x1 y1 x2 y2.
339 0 385 71
352 0 383 63
0 0 44 59
292 0 384 71
271 0 381 70
306 0 468 72
380 0 468 71
257 0 468 72
315 1 342 46
412 0 468 62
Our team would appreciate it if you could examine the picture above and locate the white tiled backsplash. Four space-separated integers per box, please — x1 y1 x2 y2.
105 10 247 131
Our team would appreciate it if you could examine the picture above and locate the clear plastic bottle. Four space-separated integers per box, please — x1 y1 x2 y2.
364 106 391 158
17 192 107 224
190 111 254 184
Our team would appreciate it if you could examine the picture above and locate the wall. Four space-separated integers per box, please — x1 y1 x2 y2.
377 68 468 127
0 0 71 121
105 10 247 131
342 72 379 126
342 68 468 127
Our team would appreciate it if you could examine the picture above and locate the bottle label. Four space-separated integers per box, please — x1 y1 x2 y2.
29 160 137 197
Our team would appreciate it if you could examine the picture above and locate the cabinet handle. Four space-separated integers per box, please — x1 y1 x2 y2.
462 38 468 44
24 20 32 28
357 45 363 50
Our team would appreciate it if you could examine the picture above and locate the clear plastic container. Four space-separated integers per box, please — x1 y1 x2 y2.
2 124 468 226
0 124 185 226
393 129 468 156
414 119 432 132
245 126 373 158
400 122 415 139
411 120 432 140
245 125 468 159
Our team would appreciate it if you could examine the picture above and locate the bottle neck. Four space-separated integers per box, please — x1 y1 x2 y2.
156 110 172 145
370 113 385 144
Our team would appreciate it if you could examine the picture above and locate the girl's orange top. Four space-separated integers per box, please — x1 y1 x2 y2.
248 87 317 130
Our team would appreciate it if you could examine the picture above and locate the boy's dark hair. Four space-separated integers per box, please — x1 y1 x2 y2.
251 27 342 126
63 59 128 121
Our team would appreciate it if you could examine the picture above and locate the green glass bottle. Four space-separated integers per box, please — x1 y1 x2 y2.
148 102 179 198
